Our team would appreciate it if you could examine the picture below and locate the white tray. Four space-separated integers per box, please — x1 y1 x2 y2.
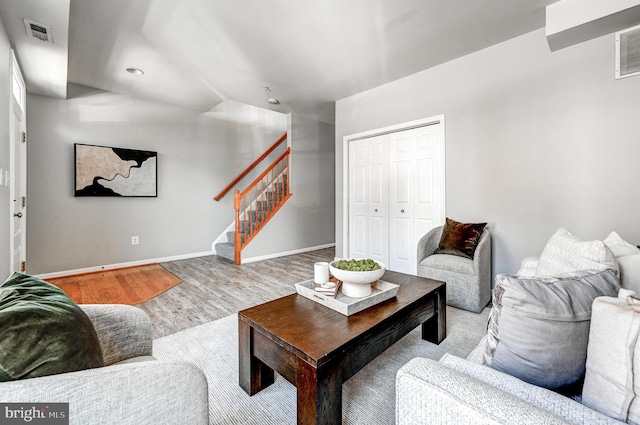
295 279 399 316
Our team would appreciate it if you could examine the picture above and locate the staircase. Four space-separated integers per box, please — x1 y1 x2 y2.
213 133 291 265
215 175 288 262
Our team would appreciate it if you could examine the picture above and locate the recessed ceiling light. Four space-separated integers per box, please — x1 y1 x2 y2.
126 67 144 75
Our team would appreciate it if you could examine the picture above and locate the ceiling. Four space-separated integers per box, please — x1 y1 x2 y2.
0 0 561 123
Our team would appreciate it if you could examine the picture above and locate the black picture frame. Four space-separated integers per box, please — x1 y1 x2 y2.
74 143 158 197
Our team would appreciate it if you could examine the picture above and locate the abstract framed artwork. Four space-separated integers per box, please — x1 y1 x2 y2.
74 143 158 197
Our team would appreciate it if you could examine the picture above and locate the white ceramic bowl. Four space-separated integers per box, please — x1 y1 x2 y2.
329 259 386 297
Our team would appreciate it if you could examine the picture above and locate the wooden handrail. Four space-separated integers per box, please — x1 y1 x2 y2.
239 147 291 197
214 132 288 201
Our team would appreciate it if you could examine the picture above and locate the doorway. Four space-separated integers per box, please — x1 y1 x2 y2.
9 50 27 273
343 116 445 275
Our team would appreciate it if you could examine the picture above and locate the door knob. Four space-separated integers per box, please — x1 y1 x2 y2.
374 209 378 212
13 212 22 218
400 209 405 213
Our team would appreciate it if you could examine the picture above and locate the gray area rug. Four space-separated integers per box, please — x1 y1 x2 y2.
153 305 489 424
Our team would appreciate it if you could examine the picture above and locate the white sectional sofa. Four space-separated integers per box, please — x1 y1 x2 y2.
396 229 640 425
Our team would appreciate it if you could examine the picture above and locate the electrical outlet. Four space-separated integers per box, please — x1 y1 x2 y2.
131 236 139 245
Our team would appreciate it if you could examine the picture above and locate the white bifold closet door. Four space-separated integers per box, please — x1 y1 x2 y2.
348 134 389 265
348 123 444 275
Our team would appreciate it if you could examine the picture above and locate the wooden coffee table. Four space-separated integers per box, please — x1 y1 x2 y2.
238 270 446 425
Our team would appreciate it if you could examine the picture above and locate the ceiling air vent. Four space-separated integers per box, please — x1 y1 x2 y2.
23 19 53 43
616 24 640 79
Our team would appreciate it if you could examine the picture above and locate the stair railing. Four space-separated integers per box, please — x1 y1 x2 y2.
233 147 291 264
214 132 288 201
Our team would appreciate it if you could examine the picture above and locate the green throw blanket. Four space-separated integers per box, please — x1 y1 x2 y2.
0 273 104 381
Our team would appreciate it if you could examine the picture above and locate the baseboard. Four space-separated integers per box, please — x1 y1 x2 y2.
36 244 336 279
35 251 215 279
241 243 335 264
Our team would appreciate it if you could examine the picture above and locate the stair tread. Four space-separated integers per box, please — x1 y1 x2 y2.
215 242 235 262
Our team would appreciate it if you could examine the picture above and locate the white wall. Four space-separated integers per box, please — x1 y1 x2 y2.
26 86 333 274
0 19 11 280
243 113 335 259
335 28 640 277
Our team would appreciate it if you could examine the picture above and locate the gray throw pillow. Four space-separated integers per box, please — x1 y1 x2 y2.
486 269 620 392
0 273 104 381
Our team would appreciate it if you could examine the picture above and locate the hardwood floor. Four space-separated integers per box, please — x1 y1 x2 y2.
48 264 181 305
139 248 335 338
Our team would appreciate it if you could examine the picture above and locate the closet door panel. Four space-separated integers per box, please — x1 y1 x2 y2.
414 125 445 245
389 132 414 273
370 216 385 258
351 214 367 258
348 136 388 264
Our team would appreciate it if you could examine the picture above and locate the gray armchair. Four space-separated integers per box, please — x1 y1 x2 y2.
417 226 491 313
0 304 208 425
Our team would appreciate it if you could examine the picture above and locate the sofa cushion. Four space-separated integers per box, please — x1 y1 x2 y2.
396 357 572 425
434 217 487 259
604 231 640 293
0 273 104 381
441 354 621 425
419 253 476 275
582 289 640 423
485 270 620 393
535 228 618 278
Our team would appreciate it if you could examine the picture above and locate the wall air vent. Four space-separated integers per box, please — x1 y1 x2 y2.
616 24 640 79
23 19 53 43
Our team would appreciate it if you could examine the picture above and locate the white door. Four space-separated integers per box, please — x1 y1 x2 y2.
388 125 444 274
347 119 445 275
388 131 413 273
9 51 27 274
348 135 389 264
